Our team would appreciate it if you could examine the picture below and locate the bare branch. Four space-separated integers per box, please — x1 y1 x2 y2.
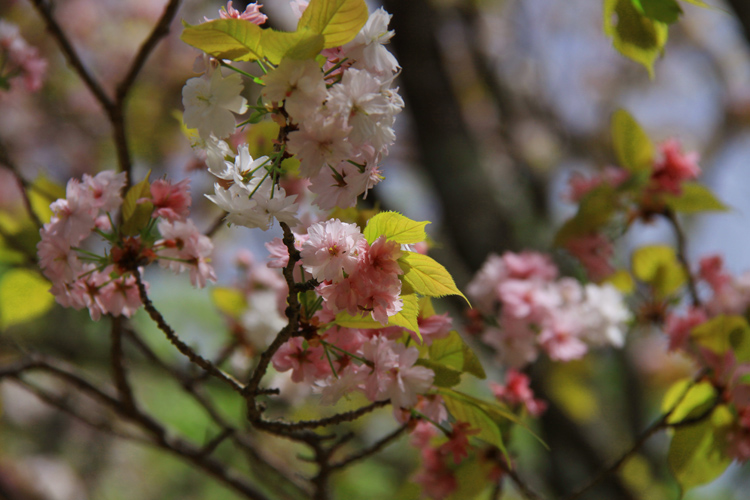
664 209 701 307
329 423 409 472
29 0 114 113
133 268 246 394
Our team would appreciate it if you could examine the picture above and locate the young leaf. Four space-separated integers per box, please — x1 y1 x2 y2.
690 315 750 361
415 359 462 388
261 28 325 64
604 0 669 77
298 0 369 48
611 109 654 173
0 269 54 330
429 331 486 380
663 182 728 214
363 211 430 245
400 252 469 304
332 293 421 339
121 172 153 236
663 380 717 425
631 244 686 297
181 19 266 62
388 293 421 340
632 0 683 24
668 404 733 493
440 390 507 452
554 185 619 245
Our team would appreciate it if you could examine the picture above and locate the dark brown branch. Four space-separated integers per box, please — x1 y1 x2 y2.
122 327 311 498
133 268 246 394
254 400 390 433
11 378 151 444
116 0 181 102
329 423 408 472
245 223 303 408
560 374 715 500
2 354 271 500
664 209 701 307
29 0 114 113
497 460 545 500
110 316 136 410
205 211 229 237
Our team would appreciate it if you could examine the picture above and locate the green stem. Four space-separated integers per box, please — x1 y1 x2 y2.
220 60 264 85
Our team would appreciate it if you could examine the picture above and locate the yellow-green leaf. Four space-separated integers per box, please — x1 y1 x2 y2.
633 0 683 24
604 0 669 77
605 269 635 294
663 182 728 214
668 404 733 493
389 293 420 340
429 330 486 379
333 293 421 339
554 185 619 245
121 172 152 236
631 245 685 297
662 380 718 425
0 269 54 329
690 315 750 361
181 19 265 62
440 390 506 452
415 359 462 388
400 252 469 304
261 28 325 64
211 287 247 320
298 0 369 48
611 109 654 172
363 211 430 245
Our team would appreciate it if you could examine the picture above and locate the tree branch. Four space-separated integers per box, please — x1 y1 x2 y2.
133 268 246 394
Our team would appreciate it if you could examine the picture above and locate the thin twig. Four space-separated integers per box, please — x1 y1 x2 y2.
560 373 715 500
664 208 701 307
329 424 409 471
110 316 136 410
132 268 246 394
116 0 182 102
29 0 114 112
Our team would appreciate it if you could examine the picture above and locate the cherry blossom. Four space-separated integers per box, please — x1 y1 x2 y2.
182 69 248 140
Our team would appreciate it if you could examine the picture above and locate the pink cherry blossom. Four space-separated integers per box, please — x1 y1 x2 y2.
664 307 707 352
699 254 732 294
301 219 364 283
362 337 434 409
156 219 217 288
218 2 267 24
272 337 330 384
150 178 191 222
490 369 547 417
650 139 701 195
564 233 614 282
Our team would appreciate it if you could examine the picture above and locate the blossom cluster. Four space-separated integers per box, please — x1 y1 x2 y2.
37 171 216 320
183 3 404 231
467 251 631 368
664 254 750 462
0 20 46 93
564 138 701 282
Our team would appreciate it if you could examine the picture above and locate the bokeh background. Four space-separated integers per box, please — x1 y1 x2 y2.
2 0 750 498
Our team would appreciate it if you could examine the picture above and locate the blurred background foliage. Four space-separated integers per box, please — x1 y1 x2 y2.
2 0 750 498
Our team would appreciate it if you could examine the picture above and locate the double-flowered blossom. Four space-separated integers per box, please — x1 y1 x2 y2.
467 251 631 367
206 145 300 230
300 220 404 324
38 170 216 319
182 68 248 140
